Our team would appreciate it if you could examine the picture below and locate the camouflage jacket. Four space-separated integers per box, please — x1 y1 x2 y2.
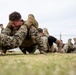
0 24 27 48
2 22 37 47
0 22 45 53
41 35 49 51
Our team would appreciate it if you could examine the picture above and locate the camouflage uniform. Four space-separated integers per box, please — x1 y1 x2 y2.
40 35 49 52
72 38 76 53
0 21 45 54
0 24 27 53
62 38 74 53
73 43 76 53
41 35 57 53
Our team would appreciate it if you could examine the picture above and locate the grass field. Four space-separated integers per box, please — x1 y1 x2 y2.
0 52 76 75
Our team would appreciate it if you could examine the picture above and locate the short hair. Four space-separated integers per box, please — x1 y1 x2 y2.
9 11 21 21
37 28 43 33
0 24 3 26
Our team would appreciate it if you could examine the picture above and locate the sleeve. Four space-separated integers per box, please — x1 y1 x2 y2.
1 22 12 35
0 25 27 48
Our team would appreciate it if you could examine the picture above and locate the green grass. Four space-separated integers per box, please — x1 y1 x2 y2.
0 52 76 75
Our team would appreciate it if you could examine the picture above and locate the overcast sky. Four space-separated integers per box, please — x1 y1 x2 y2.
0 0 76 43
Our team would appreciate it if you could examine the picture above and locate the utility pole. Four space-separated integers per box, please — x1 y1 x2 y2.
60 32 62 40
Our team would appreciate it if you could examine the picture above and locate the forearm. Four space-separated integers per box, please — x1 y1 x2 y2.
56 40 62 52
0 25 27 48
1 28 11 35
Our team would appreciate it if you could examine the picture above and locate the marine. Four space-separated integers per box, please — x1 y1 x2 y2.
62 38 74 53
0 11 45 55
72 38 76 53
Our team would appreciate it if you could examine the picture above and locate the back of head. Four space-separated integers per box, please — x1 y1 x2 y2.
43 28 49 36
37 28 43 33
73 38 76 43
68 38 72 44
9 11 21 21
0 24 3 26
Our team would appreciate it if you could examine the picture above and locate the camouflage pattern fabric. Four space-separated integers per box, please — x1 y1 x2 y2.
62 39 74 53
72 43 76 53
0 14 45 54
40 35 49 52
2 22 13 35
72 38 76 53
0 24 45 54
19 25 45 54
0 25 27 48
